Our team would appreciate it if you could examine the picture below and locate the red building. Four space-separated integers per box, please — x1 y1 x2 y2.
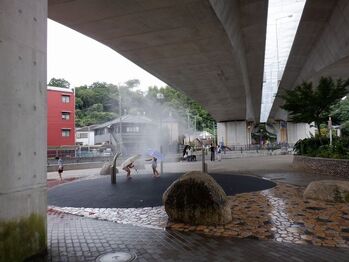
47 86 75 147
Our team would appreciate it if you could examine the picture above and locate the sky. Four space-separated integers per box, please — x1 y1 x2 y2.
47 19 166 91
260 0 306 122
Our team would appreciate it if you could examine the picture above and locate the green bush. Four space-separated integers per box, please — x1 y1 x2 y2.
294 137 349 159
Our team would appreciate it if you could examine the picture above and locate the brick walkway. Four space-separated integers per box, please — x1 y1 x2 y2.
47 212 349 262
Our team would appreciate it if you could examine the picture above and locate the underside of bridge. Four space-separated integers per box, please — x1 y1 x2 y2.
48 0 268 123
269 0 349 122
2 1 349 261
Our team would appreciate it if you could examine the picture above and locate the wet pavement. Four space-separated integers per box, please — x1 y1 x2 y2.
48 173 275 208
47 211 349 262
45 156 349 261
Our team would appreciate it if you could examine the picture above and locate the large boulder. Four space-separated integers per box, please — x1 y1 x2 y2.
304 180 349 203
163 171 232 225
99 162 118 176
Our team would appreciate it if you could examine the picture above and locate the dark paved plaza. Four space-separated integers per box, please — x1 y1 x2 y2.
48 173 275 208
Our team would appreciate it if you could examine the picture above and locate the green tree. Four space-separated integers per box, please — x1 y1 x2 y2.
146 86 215 132
280 77 349 134
332 96 349 123
48 78 70 89
75 82 119 127
331 96 349 137
124 79 140 89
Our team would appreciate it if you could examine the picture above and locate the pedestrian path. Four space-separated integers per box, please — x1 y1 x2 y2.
47 211 349 262
45 155 349 261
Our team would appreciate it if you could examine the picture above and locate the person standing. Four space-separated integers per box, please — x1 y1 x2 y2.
187 146 192 162
210 143 215 161
217 145 222 161
57 157 64 181
146 157 159 177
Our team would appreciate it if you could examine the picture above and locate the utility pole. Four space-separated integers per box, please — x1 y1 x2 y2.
328 116 333 146
186 110 190 129
194 115 197 132
157 93 164 175
119 85 123 156
212 122 216 144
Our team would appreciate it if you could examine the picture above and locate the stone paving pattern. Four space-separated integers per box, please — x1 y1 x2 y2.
168 183 349 247
48 206 168 229
45 156 349 261
46 211 349 262
50 182 349 248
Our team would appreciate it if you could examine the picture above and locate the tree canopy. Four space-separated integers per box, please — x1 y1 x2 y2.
331 96 349 137
70 79 215 131
280 77 349 132
48 78 71 89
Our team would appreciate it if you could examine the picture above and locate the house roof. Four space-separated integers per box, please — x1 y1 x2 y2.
92 114 153 130
47 86 74 93
76 125 97 132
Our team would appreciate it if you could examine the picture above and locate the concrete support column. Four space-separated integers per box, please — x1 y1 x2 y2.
273 121 288 144
217 121 249 146
0 1 47 261
286 122 315 144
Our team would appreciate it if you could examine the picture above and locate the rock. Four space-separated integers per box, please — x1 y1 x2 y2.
100 162 116 176
304 180 349 203
99 162 111 175
163 171 232 225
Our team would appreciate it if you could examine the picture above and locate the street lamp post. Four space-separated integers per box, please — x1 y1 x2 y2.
275 15 293 86
157 93 164 176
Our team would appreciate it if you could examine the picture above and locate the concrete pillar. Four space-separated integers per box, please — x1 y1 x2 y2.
217 121 249 146
286 122 315 144
273 121 288 144
0 1 47 261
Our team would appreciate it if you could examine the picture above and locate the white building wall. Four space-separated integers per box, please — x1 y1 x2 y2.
217 121 248 146
76 131 95 145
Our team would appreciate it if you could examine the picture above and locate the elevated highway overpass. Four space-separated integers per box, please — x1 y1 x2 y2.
48 0 268 124
269 0 349 143
1 1 349 260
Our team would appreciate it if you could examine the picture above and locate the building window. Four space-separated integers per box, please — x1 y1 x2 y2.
126 126 139 133
62 95 70 103
61 129 70 137
95 129 105 136
77 133 88 139
62 112 70 120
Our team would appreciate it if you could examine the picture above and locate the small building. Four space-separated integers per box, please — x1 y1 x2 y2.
92 114 156 155
47 86 75 147
162 114 179 144
76 125 95 146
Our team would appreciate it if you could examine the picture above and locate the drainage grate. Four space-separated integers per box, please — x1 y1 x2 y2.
96 252 137 262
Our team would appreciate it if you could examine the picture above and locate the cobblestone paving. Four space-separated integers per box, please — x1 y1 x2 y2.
47 211 349 262
50 182 349 248
48 206 167 229
169 183 349 247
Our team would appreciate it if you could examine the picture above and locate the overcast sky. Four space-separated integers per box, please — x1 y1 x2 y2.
47 19 166 90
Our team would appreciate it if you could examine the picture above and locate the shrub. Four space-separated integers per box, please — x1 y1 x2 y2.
294 137 349 159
